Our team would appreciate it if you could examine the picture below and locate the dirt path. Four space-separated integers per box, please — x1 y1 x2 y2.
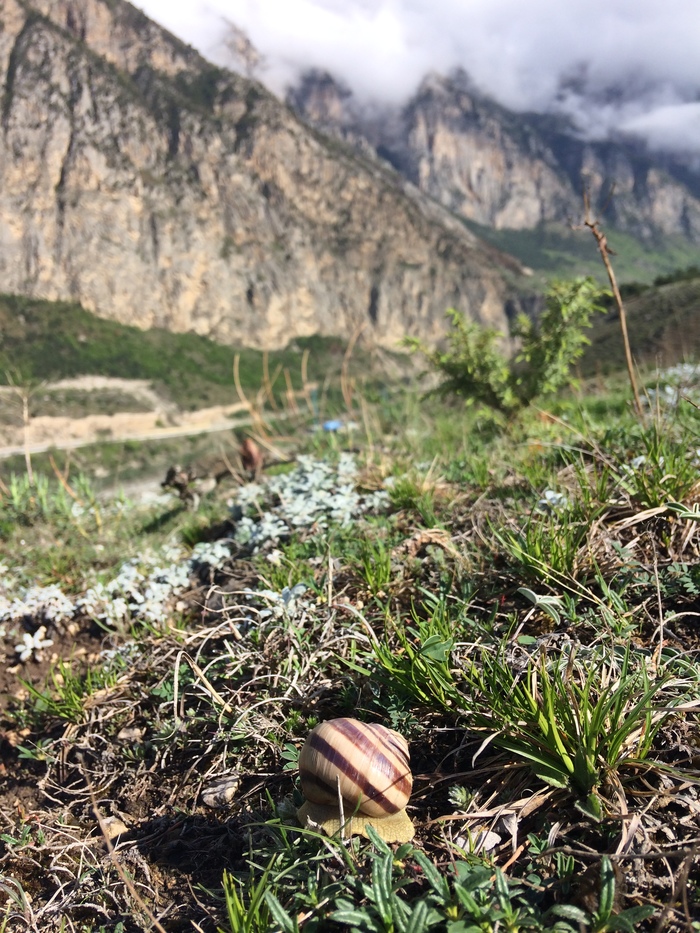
47 375 179 415
0 376 253 459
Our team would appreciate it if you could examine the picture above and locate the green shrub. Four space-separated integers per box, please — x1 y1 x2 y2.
410 277 607 416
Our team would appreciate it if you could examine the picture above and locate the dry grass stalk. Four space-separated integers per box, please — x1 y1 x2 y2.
341 323 366 413
580 190 644 419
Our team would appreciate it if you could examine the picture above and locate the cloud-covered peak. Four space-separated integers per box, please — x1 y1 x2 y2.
138 0 700 153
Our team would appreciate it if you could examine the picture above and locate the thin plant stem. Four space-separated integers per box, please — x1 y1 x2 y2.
581 191 644 419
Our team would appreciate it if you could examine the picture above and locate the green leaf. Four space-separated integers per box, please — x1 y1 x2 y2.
596 856 616 923
575 793 603 822
413 851 449 900
372 852 395 925
608 906 656 931
405 900 431 933
264 891 297 933
548 904 589 923
331 908 372 929
419 635 454 663
365 823 392 856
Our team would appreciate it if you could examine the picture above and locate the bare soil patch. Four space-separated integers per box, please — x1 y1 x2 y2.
0 376 250 458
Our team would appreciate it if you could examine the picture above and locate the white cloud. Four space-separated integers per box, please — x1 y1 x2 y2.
136 0 700 152
620 102 700 154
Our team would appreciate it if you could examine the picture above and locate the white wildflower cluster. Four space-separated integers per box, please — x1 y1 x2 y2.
246 583 308 621
622 454 668 478
0 456 389 650
189 540 234 569
643 363 700 409
0 584 76 626
78 541 234 627
0 533 239 643
661 363 700 383
535 490 569 514
79 558 176 627
0 583 68 664
15 625 54 662
232 454 389 548
234 513 289 548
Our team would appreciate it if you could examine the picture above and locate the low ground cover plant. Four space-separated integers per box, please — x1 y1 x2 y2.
0 353 699 931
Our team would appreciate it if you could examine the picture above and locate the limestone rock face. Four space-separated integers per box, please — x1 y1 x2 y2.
0 0 520 348
289 70 700 242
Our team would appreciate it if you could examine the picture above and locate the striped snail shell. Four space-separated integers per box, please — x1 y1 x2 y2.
298 718 412 818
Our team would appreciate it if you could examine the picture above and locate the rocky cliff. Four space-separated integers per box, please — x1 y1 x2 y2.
288 70 700 243
0 0 523 349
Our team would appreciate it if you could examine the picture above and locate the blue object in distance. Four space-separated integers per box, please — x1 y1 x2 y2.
322 419 343 432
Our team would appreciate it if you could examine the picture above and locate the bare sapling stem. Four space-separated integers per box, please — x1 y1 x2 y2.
581 191 644 419
6 372 38 485
21 391 33 485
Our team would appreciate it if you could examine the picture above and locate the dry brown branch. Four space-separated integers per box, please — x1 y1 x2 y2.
578 190 644 418
233 354 270 436
4 373 47 484
49 454 83 504
283 367 301 417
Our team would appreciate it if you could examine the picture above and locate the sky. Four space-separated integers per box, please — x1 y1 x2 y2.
138 0 700 153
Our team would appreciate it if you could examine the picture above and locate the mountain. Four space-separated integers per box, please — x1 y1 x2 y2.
287 69 700 249
0 1 523 351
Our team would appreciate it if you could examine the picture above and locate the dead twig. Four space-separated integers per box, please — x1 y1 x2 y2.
577 189 644 419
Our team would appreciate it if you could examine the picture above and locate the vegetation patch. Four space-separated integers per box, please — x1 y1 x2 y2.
1 346 699 930
465 220 700 290
0 294 352 411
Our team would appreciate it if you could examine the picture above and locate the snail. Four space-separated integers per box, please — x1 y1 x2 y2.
296 718 414 842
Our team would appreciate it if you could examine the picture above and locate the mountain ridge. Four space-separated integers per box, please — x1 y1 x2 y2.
0 0 523 349
287 68 700 245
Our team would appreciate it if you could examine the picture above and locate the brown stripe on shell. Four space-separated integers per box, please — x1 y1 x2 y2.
333 720 411 788
380 728 411 764
330 720 411 795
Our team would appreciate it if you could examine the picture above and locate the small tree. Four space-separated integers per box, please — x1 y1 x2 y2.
409 277 607 416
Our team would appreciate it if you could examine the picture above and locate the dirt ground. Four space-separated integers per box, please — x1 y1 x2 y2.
0 376 251 457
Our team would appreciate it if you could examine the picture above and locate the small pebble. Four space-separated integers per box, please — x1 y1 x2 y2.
100 816 129 841
201 774 240 808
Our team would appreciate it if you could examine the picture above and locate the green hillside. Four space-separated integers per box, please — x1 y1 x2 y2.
0 294 347 410
465 220 700 290
581 277 700 375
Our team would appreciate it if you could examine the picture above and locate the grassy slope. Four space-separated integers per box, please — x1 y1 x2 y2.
0 293 348 411
1 376 699 930
465 220 700 290
581 277 700 375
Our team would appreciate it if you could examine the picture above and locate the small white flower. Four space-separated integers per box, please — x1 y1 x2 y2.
15 626 54 662
536 489 568 514
245 583 308 621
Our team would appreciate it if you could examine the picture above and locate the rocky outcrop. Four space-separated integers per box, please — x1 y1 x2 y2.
289 70 700 242
0 0 522 349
